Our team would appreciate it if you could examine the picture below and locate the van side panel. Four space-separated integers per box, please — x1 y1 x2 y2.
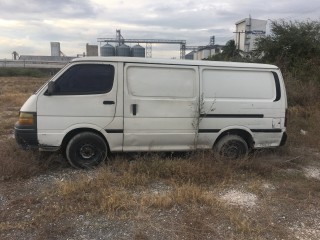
198 67 286 149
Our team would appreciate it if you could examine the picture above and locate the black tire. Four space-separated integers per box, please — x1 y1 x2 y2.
213 135 248 160
66 132 107 169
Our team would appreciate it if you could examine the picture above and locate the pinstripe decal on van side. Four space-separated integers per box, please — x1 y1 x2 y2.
200 114 264 118
105 129 124 133
198 129 282 133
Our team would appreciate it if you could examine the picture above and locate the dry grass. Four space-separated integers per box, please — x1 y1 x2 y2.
283 71 320 148
286 105 320 148
286 79 320 107
1 153 319 239
0 139 42 179
0 77 50 179
0 75 320 239
1 151 312 239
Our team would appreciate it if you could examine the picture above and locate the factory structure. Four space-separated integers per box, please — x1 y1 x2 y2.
234 17 267 52
184 36 224 60
9 17 267 63
96 29 186 59
15 42 75 62
86 43 98 56
95 30 226 60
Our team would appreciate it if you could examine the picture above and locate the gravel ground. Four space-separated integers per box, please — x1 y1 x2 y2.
1 151 320 240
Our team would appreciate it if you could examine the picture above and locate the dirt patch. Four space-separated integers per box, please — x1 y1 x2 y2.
303 166 320 180
219 189 258 208
290 227 320 240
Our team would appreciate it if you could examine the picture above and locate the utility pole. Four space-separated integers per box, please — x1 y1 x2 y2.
233 30 245 50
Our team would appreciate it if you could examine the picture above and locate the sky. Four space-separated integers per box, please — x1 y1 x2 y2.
0 0 319 59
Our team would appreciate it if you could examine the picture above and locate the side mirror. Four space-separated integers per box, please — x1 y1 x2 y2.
47 81 56 95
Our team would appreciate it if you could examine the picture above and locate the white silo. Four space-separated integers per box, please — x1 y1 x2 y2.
51 42 60 56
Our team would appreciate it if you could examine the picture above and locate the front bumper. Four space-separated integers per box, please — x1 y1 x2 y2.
14 122 38 149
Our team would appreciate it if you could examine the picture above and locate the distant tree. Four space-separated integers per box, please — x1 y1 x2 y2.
208 40 244 62
254 20 320 81
221 40 239 59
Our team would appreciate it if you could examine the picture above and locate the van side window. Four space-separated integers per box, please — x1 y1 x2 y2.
127 66 196 98
53 64 114 95
202 69 275 100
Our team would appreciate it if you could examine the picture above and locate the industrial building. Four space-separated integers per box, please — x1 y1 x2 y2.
18 42 74 62
86 44 98 56
185 45 224 60
10 18 267 64
98 30 186 59
10 30 227 62
186 18 267 59
185 36 224 60
98 30 227 60
50 42 60 56
234 17 267 52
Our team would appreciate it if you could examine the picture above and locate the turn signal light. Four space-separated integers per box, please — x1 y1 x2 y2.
18 112 35 125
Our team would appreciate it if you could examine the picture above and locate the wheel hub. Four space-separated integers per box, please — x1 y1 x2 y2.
224 145 240 158
79 144 95 159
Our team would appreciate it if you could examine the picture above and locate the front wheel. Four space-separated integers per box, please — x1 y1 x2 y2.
66 132 107 169
213 135 248 160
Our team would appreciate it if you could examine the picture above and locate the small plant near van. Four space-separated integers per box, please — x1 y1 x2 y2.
193 94 251 160
192 94 211 148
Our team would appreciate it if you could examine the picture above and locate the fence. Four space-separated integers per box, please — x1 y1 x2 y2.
0 59 68 69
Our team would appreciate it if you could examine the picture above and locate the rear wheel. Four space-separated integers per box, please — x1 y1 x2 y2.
66 132 107 169
214 135 248 160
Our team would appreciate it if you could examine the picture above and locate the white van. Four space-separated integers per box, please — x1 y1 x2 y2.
15 57 287 168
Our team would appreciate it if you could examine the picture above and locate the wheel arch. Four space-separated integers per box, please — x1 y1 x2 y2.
213 128 254 149
61 128 110 154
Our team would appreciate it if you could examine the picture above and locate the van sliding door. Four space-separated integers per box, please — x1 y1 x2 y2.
123 63 199 151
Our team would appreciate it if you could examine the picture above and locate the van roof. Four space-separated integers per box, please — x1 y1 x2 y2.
71 57 278 69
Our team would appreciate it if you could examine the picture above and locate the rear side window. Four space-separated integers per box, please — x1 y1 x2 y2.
202 69 275 99
53 64 114 95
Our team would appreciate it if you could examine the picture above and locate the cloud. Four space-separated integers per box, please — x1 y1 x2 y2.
0 0 98 20
0 0 319 58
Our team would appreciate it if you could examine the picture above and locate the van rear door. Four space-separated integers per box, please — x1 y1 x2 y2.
123 63 199 151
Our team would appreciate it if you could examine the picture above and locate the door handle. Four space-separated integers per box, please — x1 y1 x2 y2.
132 104 137 116
103 101 115 105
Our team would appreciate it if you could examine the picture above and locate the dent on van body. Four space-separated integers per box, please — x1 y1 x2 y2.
253 132 284 148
